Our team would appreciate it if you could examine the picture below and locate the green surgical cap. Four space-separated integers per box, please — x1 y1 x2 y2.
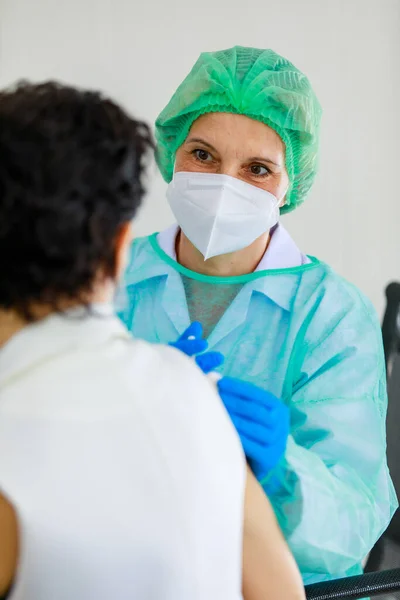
156 46 322 213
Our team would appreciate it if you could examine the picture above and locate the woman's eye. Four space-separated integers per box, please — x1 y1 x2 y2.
194 149 212 162
250 164 270 176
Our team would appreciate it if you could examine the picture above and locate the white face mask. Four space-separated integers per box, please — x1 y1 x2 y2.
166 171 280 260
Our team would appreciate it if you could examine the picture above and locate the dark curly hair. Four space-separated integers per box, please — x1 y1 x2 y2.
0 81 154 320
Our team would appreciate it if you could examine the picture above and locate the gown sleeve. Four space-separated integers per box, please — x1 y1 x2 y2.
263 280 398 577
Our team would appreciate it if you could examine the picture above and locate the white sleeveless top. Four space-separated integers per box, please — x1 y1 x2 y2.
0 309 245 600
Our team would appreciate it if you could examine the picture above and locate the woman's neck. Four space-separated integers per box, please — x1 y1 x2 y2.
0 311 27 349
0 284 115 349
176 230 270 277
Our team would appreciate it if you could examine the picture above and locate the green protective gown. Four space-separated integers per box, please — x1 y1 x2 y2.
117 233 398 586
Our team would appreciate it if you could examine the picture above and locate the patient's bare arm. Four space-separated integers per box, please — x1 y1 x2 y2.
242 466 305 600
0 493 18 597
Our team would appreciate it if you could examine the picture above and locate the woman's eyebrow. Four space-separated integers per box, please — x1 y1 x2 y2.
185 137 218 153
248 156 281 167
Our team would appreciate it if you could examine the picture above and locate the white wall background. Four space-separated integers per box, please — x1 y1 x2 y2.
1 0 399 315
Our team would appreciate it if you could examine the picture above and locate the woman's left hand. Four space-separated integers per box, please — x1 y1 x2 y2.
169 322 225 374
217 377 290 481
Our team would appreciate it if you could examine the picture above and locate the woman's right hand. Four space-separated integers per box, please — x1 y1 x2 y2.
242 466 305 600
217 377 290 481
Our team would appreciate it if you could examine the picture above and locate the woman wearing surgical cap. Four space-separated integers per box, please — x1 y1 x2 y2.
118 46 398 585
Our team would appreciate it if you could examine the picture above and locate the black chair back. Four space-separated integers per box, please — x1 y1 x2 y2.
384 283 400 543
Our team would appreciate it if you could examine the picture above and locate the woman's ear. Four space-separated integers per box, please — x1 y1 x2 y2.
114 222 133 281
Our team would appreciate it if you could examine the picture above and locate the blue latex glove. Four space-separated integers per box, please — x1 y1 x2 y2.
169 322 224 375
217 377 290 481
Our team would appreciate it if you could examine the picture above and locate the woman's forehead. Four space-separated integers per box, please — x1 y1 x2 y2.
187 113 285 157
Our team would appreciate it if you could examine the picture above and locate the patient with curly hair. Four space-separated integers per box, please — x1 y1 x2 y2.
0 82 304 600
